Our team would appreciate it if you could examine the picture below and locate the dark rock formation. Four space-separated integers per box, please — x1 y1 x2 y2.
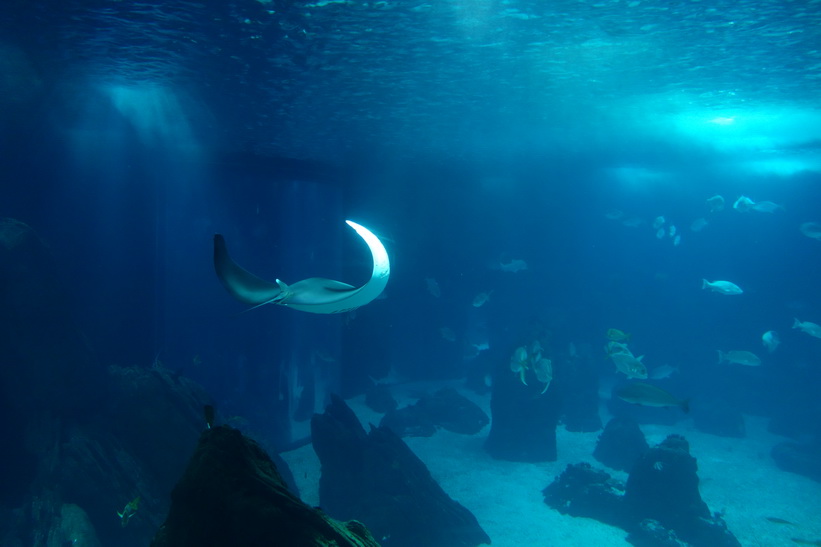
593 417 649 472
380 387 489 437
484 352 561 462
0 219 280 547
691 400 745 438
312 394 490 547
151 426 377 547
543 463 630 529
624 435 738 547
543 435 741 547
365 382 398 414
771 440 821 482
627 519 689 547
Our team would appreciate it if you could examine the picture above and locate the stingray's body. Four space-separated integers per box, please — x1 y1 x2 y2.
214 220 389 314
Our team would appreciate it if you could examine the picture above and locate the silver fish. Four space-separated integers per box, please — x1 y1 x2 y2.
718 350 761 366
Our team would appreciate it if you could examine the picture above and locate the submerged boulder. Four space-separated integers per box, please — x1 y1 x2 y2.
543 435 740 547
380 387 488 437
151 426 377 547
485 350 561 462
771 440 821 483
593 417 649 472
313 394 490 547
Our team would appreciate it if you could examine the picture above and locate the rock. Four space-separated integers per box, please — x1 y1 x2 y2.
593 417 649 472
380 388 488 437
485 352 561 462
543 435 741 547
542 462 630 530
625 435 740 547
626 519 688 547
364 383 398 414
313 395 490 547
151 426 378 547
771 440 821 482
691 400 745 438
380 405 437 437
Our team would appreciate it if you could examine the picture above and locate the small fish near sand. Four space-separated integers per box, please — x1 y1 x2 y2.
702 279 743 295
718 350 762 366
765 516 795 525
616 383 689 413
791 539 821 546
793 318 821 339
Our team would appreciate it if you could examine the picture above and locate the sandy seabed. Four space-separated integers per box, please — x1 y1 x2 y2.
281 383 821 547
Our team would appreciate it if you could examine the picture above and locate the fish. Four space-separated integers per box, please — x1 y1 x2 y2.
668 225 676 237
510 346 529 385
425 277 441 298
610 351 648 379
117 496 140 527
533 358 553 394
702 279 743 295
499 258 528 272
652 216 666 230
616 383 689 412
718 350 762 366
706 195 725 212
733 195 755 212
690 217 708 232
605 209 624 220
656 228 665 239
673 235 681 246
751 200 784 213
800 222 821 241
765 516 795 525
214 220 389 314
472 290 493 307
791 539 821 546
762 330 780 353
606 329 631 342
793 318 821 339
621 217 644 228
649 364 679 380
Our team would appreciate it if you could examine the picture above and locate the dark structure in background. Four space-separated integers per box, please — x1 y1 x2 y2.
544 435 741 547
0 218 209 546
312 395 491 547
151 426 378 547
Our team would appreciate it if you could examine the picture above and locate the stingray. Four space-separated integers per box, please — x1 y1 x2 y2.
214 220 390 314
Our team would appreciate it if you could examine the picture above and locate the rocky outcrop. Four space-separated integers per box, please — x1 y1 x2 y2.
593 417 649 472
771 439 821 483
379 387 489 437
151 426 377 547
484 351 561 462
544 435 740 547
0 218 247 547
313 394 490 547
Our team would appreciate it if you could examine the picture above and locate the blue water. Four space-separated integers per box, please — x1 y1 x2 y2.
1 0 820 544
